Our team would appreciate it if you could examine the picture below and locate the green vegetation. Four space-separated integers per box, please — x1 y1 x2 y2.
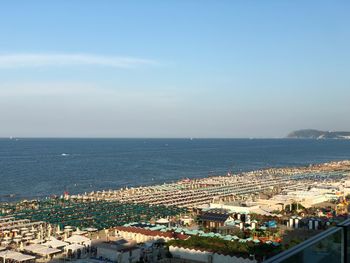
168 236 282 260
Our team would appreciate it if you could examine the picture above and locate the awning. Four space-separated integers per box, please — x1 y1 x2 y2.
24 244 61 256
0 250 36 262
43 237 69 248
65 235 90 244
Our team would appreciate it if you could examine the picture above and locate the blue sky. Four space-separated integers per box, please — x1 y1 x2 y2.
0 1 349 137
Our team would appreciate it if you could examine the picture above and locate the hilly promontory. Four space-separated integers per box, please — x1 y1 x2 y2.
287 129 350 139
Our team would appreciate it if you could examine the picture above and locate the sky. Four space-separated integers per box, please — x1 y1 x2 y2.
0 1 349 138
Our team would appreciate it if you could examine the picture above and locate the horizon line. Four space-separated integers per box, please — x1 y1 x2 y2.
1 136 306 140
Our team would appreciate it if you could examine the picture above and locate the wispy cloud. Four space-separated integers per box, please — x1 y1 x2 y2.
0 53 157 68
0 82 100 96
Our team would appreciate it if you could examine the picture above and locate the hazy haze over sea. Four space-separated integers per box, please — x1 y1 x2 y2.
1 138 350 202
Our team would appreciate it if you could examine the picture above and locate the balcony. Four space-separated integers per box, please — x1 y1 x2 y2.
265 218 350 263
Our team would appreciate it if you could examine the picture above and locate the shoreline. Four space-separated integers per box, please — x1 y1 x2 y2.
2 159 350 205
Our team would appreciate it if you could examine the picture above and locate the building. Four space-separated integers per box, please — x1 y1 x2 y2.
114 226 189 243
93 240 141 263
198 209 234 230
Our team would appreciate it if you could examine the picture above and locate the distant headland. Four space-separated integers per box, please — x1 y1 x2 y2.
287 129 350 139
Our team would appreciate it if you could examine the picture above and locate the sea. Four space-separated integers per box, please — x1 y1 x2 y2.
1 138 350 202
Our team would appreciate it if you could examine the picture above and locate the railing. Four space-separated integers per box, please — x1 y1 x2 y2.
265 218 350 263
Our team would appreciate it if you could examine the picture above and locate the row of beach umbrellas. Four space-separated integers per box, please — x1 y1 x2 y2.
2 200 187 230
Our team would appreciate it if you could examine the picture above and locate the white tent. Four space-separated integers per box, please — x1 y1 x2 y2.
30 238 45 244
84 227 98 232
43 237 69 249
0 250 35 262
23 244 61 257
65 235 91 246
156 218 169 224
72 228 87 236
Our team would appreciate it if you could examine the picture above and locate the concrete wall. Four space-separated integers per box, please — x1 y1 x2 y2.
97 247 141 263
119 248 141 263
117 230 170 243
169 246 257 263
97 247 118 261
170 246 211 262
213 253 256 263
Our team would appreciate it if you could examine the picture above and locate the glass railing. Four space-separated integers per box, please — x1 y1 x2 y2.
265 218 350 263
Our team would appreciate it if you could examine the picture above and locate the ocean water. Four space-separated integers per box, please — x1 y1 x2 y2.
1 138 350 202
